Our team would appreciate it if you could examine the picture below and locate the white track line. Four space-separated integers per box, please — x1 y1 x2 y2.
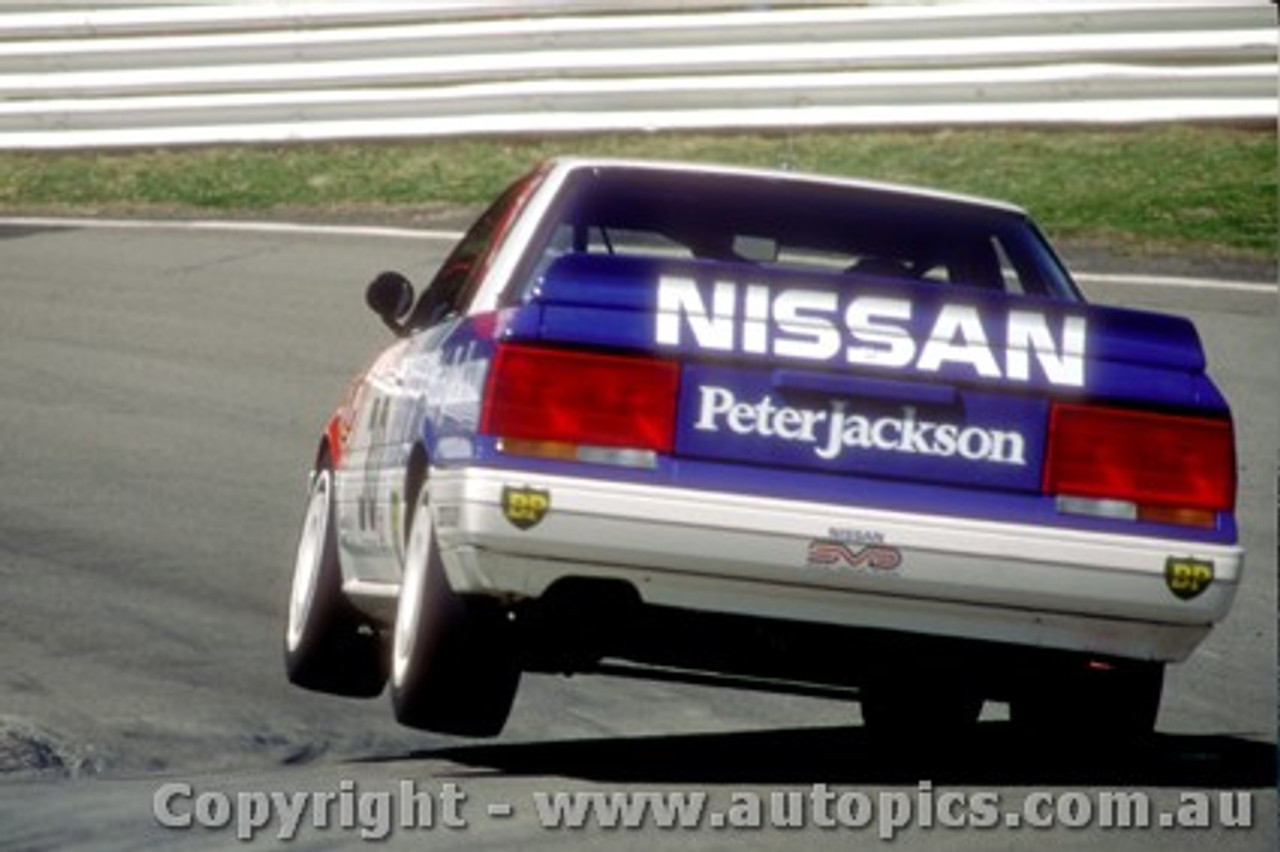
1073 272 1275 295
1 216 1273 295
0 215 458 243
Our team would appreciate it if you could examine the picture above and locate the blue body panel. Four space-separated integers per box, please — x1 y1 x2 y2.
413 253 1236 546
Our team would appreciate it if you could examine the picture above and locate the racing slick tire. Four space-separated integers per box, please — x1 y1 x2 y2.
391 483 520 737
1010 659 1164 746
285 466 388 698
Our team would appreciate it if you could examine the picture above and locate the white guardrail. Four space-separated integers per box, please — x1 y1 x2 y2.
0 1 1275 149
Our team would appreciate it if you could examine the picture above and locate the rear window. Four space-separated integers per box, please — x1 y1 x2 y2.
520 166 1080 302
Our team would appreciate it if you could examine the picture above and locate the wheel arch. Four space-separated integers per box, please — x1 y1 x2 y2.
313 436 334 473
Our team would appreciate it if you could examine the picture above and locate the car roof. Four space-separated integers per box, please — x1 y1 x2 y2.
543 156 1028 218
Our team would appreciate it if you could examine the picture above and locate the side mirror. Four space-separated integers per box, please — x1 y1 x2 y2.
366 271 414 336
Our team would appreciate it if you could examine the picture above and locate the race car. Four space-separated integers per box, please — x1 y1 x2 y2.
284 157 1242 741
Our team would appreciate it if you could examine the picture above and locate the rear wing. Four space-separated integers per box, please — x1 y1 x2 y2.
512 254 1224 412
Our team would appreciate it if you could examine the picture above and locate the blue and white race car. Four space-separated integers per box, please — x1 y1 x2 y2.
285 158 1242 740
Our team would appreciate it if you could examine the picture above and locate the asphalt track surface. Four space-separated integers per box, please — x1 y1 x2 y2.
0 221 1274 851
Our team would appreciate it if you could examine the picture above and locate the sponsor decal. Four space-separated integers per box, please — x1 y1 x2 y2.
1166 556 1214 600
655 276 1087 387
410 339 491 433
694 384 1027 466
806 537 902 573
502 485 551 530
827 527 886 544
390 490 404 563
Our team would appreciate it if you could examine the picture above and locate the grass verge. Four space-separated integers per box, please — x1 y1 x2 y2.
0 126 1274 260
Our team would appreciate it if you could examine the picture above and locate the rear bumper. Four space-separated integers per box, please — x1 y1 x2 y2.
428 467 1242 663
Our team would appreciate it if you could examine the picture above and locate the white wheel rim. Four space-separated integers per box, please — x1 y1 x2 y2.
393 496 433 688
286 471 330 653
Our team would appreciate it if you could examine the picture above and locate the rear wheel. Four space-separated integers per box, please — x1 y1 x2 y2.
390 484 519 736
1011 659 1164 745
860 672 984 742
285 466 387 697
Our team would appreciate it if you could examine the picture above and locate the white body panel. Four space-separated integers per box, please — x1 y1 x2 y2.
422 467 1241 664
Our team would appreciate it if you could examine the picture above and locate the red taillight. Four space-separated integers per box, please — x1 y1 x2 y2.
481 344 679 456
1044 403 1235 524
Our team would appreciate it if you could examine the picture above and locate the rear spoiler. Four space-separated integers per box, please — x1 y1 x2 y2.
509 254 1222 411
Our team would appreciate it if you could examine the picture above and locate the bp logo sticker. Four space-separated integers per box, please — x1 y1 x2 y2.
1166 556 1214 600
502 486 550 530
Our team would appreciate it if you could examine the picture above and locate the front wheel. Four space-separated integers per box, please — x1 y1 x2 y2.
390 484 519 736
284 466 387 698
